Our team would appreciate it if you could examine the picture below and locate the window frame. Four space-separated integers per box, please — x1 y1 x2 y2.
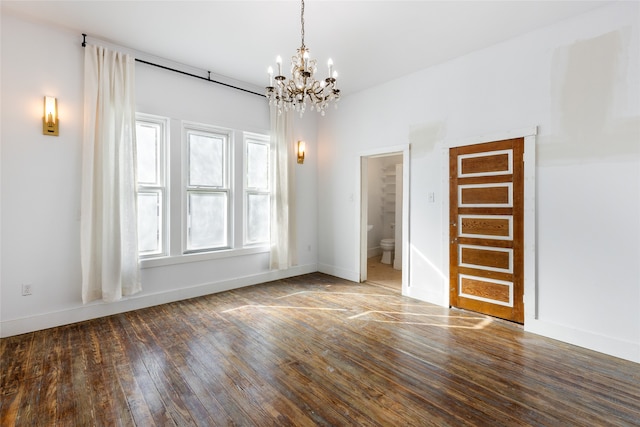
243 132 272 247
135 113 169 259
182 122 233 254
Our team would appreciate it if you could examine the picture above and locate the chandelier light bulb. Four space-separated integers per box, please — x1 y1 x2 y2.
303 51 309 71
276 56 282 76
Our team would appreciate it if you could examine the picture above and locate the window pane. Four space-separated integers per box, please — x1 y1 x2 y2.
247 141 269 189
188 192 227 250
189 133 224 187
247 193 270 244
136 123 159 184
138 192 160 254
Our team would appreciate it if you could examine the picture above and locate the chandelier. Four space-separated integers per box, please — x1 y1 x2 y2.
266 0 340 116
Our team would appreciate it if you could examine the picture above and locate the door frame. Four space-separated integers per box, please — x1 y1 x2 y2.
357 144 410 294
442 127 537 322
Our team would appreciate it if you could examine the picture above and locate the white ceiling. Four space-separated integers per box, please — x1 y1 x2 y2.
2 1 613 95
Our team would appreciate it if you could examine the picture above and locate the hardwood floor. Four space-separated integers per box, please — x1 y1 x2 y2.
1 273 639 426
367 256 402 292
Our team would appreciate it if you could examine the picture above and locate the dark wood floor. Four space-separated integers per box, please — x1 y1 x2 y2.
2 273 639 426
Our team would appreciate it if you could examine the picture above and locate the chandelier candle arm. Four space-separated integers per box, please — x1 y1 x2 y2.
265 0 340 117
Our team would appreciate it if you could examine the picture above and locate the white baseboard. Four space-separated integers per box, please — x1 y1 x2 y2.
317 263 359 283
6 264 636 365
525 318 639 363
368 247 382 258
406 286 448 307
0 263 318 338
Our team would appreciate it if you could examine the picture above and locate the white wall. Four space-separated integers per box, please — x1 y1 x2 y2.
0 13 318 336
318 2 639 362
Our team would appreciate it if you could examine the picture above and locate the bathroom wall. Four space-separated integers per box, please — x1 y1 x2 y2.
366 157 384 257
393 163 403 270
380 158 400 241
366 155 402 259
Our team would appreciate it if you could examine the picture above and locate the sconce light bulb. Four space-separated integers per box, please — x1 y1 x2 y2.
43 95 59 136
297 140 305 164
44 96 57 122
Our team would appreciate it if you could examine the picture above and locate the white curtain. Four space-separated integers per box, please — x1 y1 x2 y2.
81 44 140 303
270 107 298 270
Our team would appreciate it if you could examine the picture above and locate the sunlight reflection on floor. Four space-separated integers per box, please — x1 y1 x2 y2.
222 287 492 330
221 305 349 314
348 310 493 329
276 291 396 299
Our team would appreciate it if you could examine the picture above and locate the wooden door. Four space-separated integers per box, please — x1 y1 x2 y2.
449 138 524 323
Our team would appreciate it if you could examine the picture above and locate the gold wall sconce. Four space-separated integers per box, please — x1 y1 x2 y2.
297 140 305 164
43 96 59 136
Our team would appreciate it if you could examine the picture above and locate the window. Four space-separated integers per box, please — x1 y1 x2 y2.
244 134 271 245
184 124 231 252
136 114 270 261
135 114 167 257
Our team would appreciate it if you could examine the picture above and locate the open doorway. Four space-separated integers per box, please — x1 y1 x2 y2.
359 147 409 294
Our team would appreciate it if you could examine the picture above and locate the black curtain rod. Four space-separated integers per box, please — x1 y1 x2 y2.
81 33 264 98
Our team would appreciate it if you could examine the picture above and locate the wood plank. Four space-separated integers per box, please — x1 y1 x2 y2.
114 314 177 427
460 184 510 205
460 246 511 270
460 152 510 176
460 216 511 238
1 273 639 426
460 276 511 303
122 309 206 426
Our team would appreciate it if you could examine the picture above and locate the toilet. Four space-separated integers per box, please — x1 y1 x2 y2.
380 238 395 264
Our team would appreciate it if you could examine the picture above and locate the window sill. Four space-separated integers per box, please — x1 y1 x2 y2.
140 245 270 269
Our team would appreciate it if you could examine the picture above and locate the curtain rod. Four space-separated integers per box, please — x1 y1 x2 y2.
81 33 264 98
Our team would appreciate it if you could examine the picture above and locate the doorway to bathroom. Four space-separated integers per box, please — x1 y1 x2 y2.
359 146 409 294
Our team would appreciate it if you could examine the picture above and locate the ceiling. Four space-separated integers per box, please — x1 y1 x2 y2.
2 1 613 95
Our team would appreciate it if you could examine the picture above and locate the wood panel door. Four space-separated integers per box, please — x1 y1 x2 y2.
449 138 524 323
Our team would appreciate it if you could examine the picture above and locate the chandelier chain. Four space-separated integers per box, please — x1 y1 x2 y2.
301 0 305 48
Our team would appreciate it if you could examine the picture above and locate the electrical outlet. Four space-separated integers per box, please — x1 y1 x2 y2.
22 283 32 296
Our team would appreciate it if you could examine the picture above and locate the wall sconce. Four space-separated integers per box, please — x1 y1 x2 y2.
297 140 305 164
43 96 59 136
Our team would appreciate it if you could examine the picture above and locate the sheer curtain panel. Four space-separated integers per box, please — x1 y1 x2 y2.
270 107 298 270
81 45 141 303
